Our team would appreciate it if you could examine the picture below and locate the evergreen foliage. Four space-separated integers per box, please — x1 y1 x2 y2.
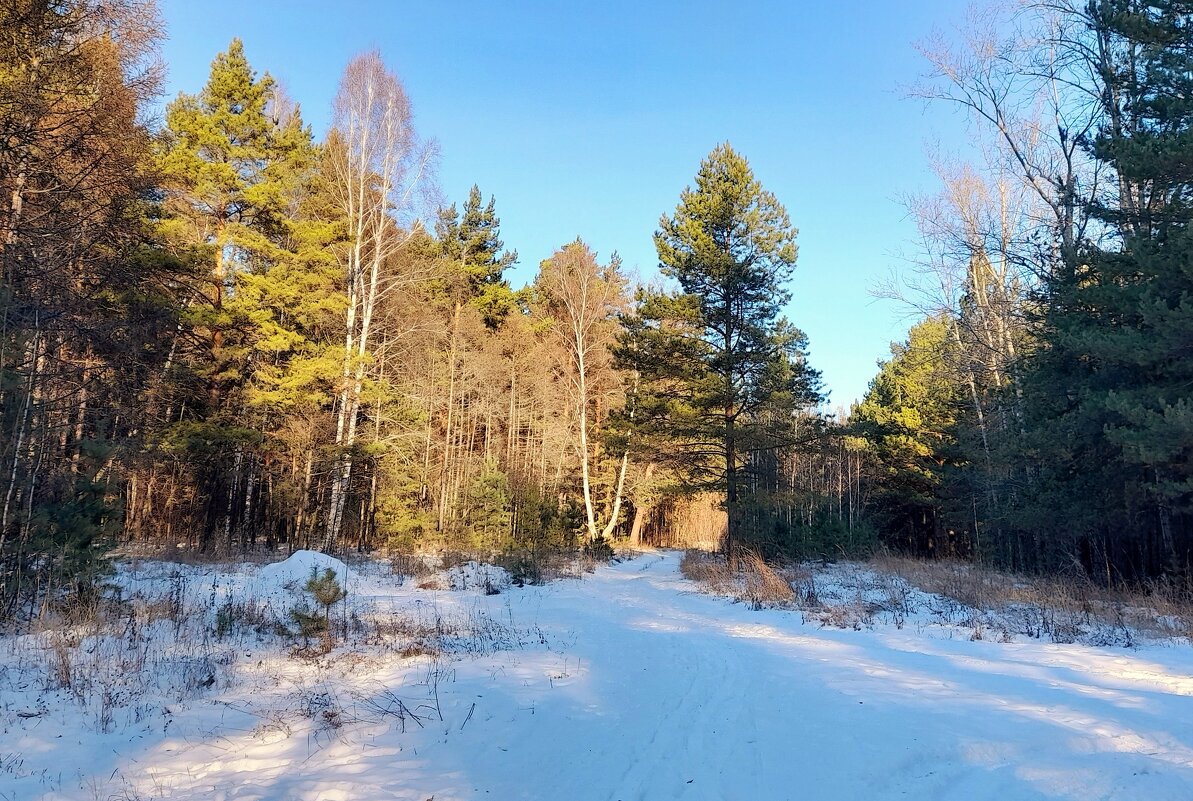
617 144 823 556
289 567 347 646
306 567 347 620
436 185 519 328
464 460 513 548
852 315 966 555
1012 0 1193 578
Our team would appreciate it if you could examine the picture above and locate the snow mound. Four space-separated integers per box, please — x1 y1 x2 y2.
256 550 356 596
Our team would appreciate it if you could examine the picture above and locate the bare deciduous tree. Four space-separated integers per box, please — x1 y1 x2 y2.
538 241 630 541
323 51 435 547
913 2 1104 271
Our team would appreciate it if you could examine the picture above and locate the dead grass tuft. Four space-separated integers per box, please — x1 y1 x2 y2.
389 551 434 582
680 550 795 609
682 546 1192 644
399 641 441 659
740 551 796 609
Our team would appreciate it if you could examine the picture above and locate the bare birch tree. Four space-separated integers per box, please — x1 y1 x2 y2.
323 51 434 547
537 241 630 541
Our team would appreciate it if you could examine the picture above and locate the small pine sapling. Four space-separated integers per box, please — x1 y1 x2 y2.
290 567 348 649
289 606 326 647
307 566 347 626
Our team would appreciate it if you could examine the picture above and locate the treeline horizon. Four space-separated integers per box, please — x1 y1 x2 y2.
1 0 1191 620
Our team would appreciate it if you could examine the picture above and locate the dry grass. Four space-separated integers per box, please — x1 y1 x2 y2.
388 550 435 582
493 546 608 586
365 614 445 658
871 552 1193 643
650 494 727 551
680 546 1193 645
680 550 795 610
113 542 282 569
679 550 735 593
0 554 536 740
870 553 1016 611
740 552 796 608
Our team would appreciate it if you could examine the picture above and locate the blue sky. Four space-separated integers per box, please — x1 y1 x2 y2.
158 0 971 407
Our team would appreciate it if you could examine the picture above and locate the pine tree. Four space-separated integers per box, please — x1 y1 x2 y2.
158 38 312 411
430 187 516 536
852 315 965 555
1017 1 1193 577
436 185 518 328
464 459 513 548
616 144 822 557
146 39 320 550
1092 1 1193 573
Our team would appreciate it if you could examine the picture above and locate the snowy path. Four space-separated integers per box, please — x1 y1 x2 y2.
410 554 1193 800
12 552 1193 800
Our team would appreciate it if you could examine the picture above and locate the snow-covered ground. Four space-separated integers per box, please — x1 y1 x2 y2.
3 551 1193 800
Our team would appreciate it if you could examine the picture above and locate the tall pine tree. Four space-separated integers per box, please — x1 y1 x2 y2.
617 144 821 557
146 39 320 550
852 315 966 556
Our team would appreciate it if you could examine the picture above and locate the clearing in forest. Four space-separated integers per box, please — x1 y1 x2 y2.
2 551 1192 800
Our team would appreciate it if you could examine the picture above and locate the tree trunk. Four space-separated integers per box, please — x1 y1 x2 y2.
725 414 738 563
627 462 655 548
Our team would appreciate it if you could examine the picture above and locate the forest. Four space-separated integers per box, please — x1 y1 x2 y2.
1 0 1192 623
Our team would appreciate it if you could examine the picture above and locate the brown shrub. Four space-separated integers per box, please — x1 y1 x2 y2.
399 641 441 659
389 551 433 581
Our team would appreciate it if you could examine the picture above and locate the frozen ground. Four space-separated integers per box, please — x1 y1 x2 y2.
2 551 1193 800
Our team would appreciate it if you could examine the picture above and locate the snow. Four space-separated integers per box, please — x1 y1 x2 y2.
3 551 1193 799
255 550 358 596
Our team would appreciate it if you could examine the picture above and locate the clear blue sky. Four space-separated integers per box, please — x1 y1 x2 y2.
158 0 971 407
